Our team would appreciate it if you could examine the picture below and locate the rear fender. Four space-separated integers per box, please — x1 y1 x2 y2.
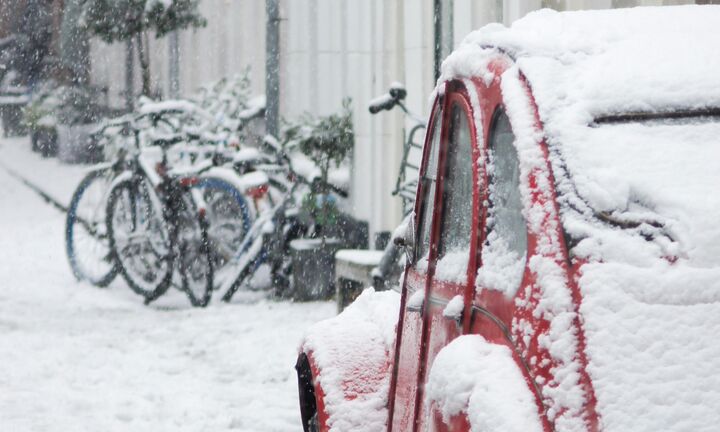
296 288 400 431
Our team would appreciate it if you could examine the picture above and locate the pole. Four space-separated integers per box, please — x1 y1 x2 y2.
433 0 454 81
125 38 134 111
169 30 180 98
266 0 280 138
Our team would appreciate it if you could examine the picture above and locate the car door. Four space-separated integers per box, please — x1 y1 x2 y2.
388 99 444 432
415 86 480 431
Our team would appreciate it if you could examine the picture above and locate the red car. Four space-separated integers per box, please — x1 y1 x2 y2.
297 5 720 431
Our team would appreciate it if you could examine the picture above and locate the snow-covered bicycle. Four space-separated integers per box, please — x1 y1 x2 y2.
218 135 348 302
104 109 214 307
65 118 133 288
367 83 426 290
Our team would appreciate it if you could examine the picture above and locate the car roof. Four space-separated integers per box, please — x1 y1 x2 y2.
442 5 720 117
439 5 720 267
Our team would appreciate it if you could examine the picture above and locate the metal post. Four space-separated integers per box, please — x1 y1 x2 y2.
433 0 453 81
125 38 134 111
266 0 280 138
168 30 180 98
434 0 442 81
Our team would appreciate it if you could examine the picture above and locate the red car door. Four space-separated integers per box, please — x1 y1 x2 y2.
388 99 445 431
415 85 480 431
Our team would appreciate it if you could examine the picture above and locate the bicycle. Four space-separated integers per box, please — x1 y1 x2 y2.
367 83 426 290
104 109 214 307
218 135 349 302
65 95 268 306
65 119 134 287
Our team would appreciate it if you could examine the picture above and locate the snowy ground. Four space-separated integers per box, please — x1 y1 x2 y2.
0 137 336 431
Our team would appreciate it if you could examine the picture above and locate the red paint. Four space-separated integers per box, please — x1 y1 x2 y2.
246 184 269 199
389 97 445 432
414 89 479 431
178 176 199 187
306 351 331 432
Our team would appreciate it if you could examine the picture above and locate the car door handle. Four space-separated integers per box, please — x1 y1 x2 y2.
406 303 422 313
443 296 464 327
406 290 425 314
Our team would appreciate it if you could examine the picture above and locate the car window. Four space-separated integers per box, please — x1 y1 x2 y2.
415 106 442 267
435 102 474 281
476 109 527 296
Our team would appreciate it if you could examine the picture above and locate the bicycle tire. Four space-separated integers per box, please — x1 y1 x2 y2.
106 176 174 301
65 168 118 287
195 176 253 290
220 233 266 302
176 191 214 307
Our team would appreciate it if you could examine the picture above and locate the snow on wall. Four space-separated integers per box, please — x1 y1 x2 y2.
300 288 400 432
439 5 720 431
425 335 543 432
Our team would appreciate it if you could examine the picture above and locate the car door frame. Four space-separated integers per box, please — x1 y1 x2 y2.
413 82 483 431
387 93 447 432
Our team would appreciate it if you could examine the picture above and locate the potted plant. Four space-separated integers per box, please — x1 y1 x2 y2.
54 85 103 163
23 82 60 157
283 99 356 300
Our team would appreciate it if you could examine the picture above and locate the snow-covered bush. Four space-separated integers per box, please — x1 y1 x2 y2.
23 81 61 130
283 98 354 181
282 99 354 229
24 84 101 128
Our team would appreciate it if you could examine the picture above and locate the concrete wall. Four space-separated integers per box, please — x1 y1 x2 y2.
87 0 701 241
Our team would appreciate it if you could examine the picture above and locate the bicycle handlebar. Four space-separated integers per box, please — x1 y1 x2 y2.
368 94 397 114
389 83 407 100
368 82 418 118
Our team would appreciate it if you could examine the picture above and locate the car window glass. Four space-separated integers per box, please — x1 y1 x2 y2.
476 109 527 295
415 107 442 270
435 103 474 282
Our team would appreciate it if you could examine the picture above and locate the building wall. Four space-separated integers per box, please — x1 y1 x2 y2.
88 0 701 242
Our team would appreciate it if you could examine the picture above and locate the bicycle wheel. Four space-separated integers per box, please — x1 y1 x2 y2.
106 175 174 301
195 176 253 289
65 168 118 287
175 191 214 307
268 216 308 298
220 232 266 302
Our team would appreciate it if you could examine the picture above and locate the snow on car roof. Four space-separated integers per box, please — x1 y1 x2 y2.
441 6 720 432
440 5 720 266
446 5 720 115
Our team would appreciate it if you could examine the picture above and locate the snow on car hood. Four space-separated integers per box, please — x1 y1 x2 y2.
440 6 720 431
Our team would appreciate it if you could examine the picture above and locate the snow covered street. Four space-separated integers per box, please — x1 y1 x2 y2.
0 138 335 431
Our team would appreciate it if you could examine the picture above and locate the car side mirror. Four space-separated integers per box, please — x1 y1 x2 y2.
393 213 416 265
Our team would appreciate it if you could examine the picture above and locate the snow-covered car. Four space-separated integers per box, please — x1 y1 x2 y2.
296 5 720 432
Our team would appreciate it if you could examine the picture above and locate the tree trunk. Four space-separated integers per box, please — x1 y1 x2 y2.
136 32 151 96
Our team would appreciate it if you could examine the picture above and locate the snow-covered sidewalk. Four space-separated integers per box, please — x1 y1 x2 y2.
0 138 335 431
